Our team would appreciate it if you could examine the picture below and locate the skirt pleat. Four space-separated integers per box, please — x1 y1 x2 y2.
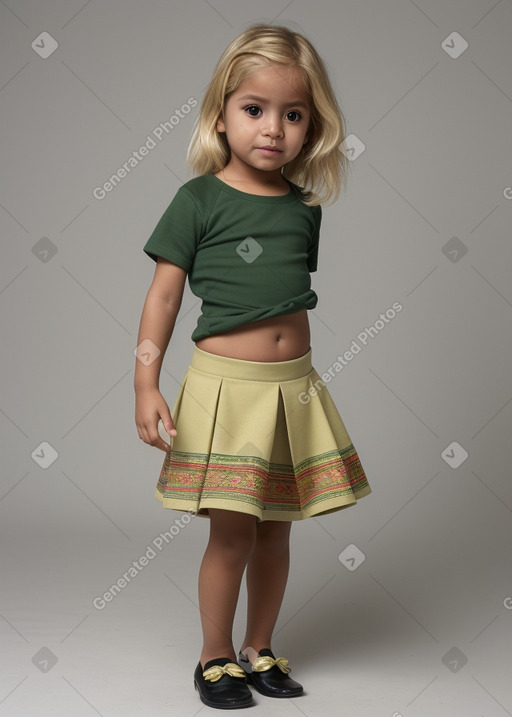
154 345 372 521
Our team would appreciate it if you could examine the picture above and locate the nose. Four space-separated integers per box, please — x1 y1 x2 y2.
262 112 284 138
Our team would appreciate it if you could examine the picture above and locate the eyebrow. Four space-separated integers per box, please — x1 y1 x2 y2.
237 94 309 109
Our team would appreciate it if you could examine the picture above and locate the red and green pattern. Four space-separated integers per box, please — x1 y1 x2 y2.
154 444 371 520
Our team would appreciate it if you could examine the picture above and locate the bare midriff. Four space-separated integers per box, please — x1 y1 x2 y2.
195 309 311 362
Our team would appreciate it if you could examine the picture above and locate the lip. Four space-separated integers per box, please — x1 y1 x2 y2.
257 146 282 155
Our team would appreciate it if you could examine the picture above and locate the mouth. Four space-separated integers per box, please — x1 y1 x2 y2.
257 146 282 155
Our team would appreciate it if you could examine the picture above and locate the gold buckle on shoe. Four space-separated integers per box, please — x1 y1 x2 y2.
252 656 291 674
202 662 246 682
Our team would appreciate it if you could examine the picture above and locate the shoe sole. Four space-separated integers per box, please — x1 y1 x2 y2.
194 679 253 709
245 672 303 698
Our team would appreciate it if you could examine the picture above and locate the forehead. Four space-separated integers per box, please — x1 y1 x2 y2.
233 64 309 104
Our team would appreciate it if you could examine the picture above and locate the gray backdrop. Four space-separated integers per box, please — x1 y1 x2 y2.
1 1 511 715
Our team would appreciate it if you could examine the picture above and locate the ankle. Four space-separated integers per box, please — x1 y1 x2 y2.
200 649 237 669
239 642 272 658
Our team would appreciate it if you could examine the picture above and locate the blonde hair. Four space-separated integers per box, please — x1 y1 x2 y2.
187 24 349 206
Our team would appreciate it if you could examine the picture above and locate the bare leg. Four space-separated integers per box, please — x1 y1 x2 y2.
239 520 292 656
198 508 257 668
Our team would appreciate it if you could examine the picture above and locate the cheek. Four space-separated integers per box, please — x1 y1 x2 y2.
291 125 308 142
236 119 253 132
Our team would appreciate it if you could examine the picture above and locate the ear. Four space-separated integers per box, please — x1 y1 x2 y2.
216 115 226 133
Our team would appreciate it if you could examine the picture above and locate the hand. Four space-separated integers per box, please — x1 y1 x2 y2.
135 386 177 453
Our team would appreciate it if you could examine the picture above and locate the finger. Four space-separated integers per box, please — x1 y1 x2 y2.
138 426 150 444
152 425 173 453
162 415 177 436
154 434 172 452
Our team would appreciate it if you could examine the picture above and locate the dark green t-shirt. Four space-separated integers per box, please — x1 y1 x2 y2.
143 173 322 342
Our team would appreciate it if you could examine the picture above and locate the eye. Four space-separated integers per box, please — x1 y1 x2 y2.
286 110 302 122
245 105 261 117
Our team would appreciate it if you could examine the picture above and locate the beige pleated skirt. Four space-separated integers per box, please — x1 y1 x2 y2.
154 345 372 521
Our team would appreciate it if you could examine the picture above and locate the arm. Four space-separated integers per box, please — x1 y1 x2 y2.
134 258 188 451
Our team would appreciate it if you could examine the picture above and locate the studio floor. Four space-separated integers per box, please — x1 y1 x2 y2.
1 494 510 717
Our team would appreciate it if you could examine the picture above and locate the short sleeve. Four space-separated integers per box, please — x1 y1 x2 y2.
143 187 204 271
307 204 322 273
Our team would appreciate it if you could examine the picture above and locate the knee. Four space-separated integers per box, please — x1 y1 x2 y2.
208 511 257 563
255 523 291 555
209 531 256 565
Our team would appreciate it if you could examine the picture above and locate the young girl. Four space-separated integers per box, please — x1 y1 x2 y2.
134 23 372 710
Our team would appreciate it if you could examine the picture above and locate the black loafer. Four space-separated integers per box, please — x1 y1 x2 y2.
193 656 253 709
237 648 303 698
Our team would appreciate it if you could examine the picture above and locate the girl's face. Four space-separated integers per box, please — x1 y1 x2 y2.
216 63 311 183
